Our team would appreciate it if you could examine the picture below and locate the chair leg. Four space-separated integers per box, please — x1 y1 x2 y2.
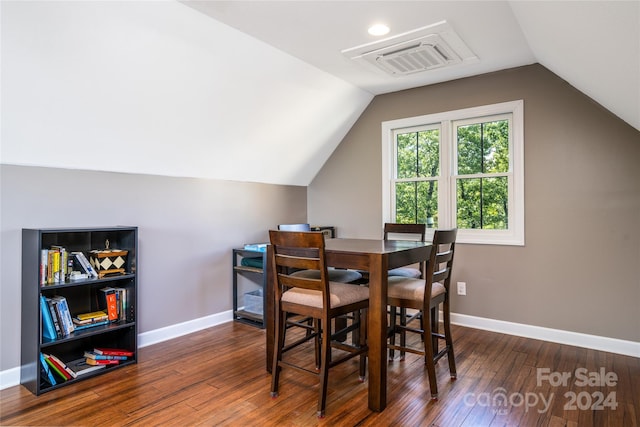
399 307 407 361
358 309 367 381
421 306 439 400
431 306 439 355
271 309 287 398
442 299 457 379
388 306 397 360
352 310 360 347
314 319 321 370
317 317 331 418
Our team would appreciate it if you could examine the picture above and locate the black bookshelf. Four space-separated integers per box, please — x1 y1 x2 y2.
21 227 138 395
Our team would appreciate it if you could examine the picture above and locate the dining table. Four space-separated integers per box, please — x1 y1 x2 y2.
265 237 432 412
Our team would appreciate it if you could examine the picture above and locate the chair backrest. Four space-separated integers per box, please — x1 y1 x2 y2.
269 230 330 308
384 223 427 276
427 228 457 293
383 223 426 242
278 223 312 232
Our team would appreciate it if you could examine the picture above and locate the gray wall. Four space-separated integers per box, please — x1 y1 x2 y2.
308 64 640 342
0 165 307 370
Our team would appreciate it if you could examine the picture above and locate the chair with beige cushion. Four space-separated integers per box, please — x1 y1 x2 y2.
387 228 458 400
269 229 369 417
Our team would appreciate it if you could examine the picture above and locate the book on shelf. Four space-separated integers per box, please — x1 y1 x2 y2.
40 249 48 286
84 351 128 361
51 296 75 335
43 354 71 381
48 353 77 379
40 295 57 341
85 358 120 366
93 348 134 357
44 297 63 339
72 319 109 331
65 358 106 376
39 353 57 386
46 249 59 285
70 251 98 278
74 310 109 323
98 287 119 321
50 245 70 284
109 287 131 321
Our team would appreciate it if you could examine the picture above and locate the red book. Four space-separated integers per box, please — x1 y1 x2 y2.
85 358 120 366
93 348 134 357
44 354 72 380
99 288 119 321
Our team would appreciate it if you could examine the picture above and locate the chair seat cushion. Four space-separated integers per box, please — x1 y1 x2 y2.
387 276 446 302
282 282 369 309
387 267 421 278
290 268 362 283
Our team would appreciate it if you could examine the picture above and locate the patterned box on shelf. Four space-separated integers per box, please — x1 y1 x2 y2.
244 289 263 315
89 248 128 278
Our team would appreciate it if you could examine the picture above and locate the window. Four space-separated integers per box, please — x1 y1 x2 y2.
382 100 524 245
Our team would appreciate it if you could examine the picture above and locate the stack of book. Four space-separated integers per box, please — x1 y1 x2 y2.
83 348 134 366
73 310 110 331
40 347 134 387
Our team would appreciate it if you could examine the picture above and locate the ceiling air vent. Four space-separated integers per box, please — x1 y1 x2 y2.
342 21 478 77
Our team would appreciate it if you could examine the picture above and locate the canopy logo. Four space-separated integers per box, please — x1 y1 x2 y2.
463 367 619 415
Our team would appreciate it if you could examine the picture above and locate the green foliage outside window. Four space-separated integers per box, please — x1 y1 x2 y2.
456 120 509 229
394 119 510 230
395 129 439 226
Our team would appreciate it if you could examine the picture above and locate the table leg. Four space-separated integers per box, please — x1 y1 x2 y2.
266 244 274 373
367 253 387 412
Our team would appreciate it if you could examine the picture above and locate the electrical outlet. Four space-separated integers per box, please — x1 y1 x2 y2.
457 282 467 296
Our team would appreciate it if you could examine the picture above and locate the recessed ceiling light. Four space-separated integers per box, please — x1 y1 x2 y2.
368 24 390 36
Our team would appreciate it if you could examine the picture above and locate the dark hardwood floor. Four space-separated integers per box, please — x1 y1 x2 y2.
1 321 638 426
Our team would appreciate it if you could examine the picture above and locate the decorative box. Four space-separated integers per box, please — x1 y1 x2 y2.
89 240 128 278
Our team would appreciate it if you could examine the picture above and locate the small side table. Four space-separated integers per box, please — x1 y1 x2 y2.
232 248 267 328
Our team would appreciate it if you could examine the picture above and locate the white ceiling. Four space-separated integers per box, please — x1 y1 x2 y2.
182 0 640 131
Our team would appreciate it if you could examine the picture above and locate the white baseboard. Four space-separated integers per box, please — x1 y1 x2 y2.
0 367 21 392
450 312 640 358
3 310 637 391
138 310 233 348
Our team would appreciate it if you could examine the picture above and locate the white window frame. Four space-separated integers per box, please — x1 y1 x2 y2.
381 100 525 245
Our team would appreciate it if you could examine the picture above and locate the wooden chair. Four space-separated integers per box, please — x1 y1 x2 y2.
387 228 457 400
278 224 362 283
356 223 427 284
269 230 369 418
384 223 427 278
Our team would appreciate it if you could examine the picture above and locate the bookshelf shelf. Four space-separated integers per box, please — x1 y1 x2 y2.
21 226 138 395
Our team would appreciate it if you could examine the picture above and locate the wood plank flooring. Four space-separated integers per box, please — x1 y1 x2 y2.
1 321 638 426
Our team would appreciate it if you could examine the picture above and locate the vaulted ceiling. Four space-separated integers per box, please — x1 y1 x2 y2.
183 1 639 133
3 1 638 187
